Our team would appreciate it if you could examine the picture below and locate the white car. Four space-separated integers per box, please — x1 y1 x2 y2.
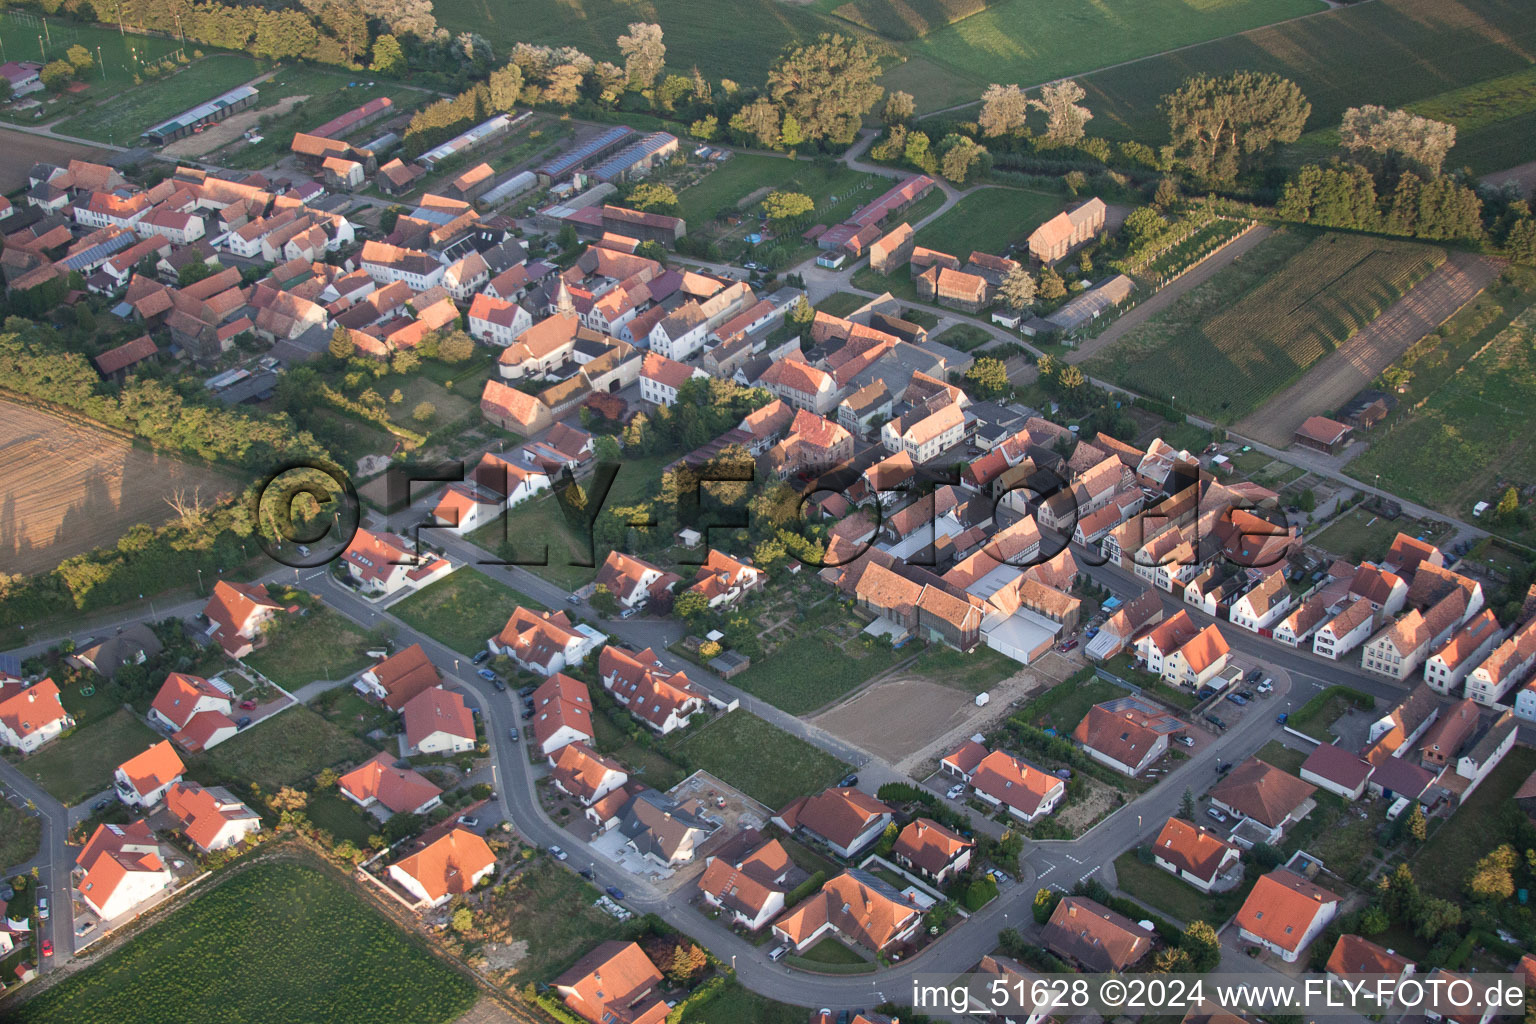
37 897 48 920
946 783 966 800
549 845 568 861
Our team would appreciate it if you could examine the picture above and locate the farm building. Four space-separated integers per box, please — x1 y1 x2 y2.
1027 198 1106 263
1293 416 1352 454
417 113 519 169
592 132 678 184
1039 275 1134 336
309 96 393 139
142 85 259 145
535 125 636 183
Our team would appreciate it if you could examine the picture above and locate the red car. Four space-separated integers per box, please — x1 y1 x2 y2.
40 939 53 957
1057 638 1079 653
239 700 258 710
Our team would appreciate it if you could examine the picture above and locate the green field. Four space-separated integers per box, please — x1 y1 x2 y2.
244 603 375 690
816 291 870 318
0 799 42 870
391 567 547 656
1413 746 1536 900
1113 851 1252 926
1349 304 1536 524
674 710 849 808
681 980 809 1024
304 790 379 846
728 603 912 715
190 705 377 790
913 187 1062 258
486 860 631 980
675 154 881 231
1087 231 1444 421
21 709 160 806
0 12 184 124
1310 508 1418 563
9 860 477 1024
53 53 267 144
1080 0 1536 160
1014 676 1122 734
933 324 991 353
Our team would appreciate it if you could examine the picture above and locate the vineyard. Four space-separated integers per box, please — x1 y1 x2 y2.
10 860 478 1024
1088 232 1444 421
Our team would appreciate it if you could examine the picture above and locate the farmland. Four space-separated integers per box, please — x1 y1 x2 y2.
913 187 1063 258
1079 0 1536 160
1086 231 1444 421
53 53 267 145
8 860 478 1024
190 705 377 790
0 401 233 577
1348 305 1536 523
0 127 109 190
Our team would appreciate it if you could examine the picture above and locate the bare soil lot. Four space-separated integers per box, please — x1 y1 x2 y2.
0 401 231 575
0 127 110 190
163 94 307 159
1236 252 1503 448
812 675 974 763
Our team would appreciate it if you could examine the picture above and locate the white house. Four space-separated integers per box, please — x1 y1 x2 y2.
388 828 496 908
1236 869 1339 963
340 528 452 597
696 836 794 931
430 482 504 536
165 781 262 852
467 293 534 346
1151 817 1240 893
970 750 1064 823
148 672 237 753
75 820 173 921
1228 571 1294 633
402 687 477 756
0 678 73 753
639 351 706 408
114 741 185 808
490 607 601 677
1313 600 1376 661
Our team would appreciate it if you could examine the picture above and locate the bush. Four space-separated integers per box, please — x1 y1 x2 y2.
963 874 999 911
785 870 826 909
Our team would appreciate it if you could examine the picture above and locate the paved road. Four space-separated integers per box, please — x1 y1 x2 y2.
0 758 74 972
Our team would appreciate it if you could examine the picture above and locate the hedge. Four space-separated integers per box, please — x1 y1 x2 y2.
785 871 826 909
535 993 589 1024
666 976 728 1024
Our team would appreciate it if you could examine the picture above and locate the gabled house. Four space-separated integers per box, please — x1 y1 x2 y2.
759 357 839 415
338 751 442 815
1041 895 1151 972
1208 757 1317 847
595 551 680 610
429 482 504 536
202 580 286 658
619 789 719 866
597 645 706 734
1227 571 1295 634
1313 599 1377 661
388 828 496 908
892 818 973 883
771 870 921 954
550 741 630 805
553 941 669 1024
1236 869 1340 962
1152 817 1240 892
1160 623 1230 689
401 687 476 755
149 672 237 753
114 741 186 807
697 833 800 931
1363 683 1440 764
1072 698 1182 776
340 528 451 596
164 781 262 852
638 351 705 408
75 820 173 920
527 672 596 756
0 678 73 753
1467 615 1536 706
772 787 894 859
1326 934 1415 991
490 607 600 676
970 749 1065 822
1361 590 1468 680
354 644 441 711
1299 743 1375 801
1274 595 1330 648
1134 610 1199 677
683 550 765 610
67 623 162 678
940 738 989 782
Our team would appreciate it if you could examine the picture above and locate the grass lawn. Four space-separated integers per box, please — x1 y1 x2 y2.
487 861 631 981
799 935 868 964
913 188 1063 258
816 291 871 318
9 859 476 1024
934 324 992 353
907 643 1019 693
1254 740 1306 777
392 567 546 656
1086 230 1444 422
673 710 849 808
683 980 808 1024
212 69 425 170
0 800 42 869
902 307 940 330
244 606 375 690
305 790 378 847
381 374 477 434
1309 507 1416 563
728 603 912 715
1413 745 1536 900
190 705 377 791
1286 686 1375 743
851 265 923 305
587 692 688 790
1014 677 1122 734
1113 852 1252 926
311 689 397 743
22 709 160 806
0 15 183 125
53 53 267 144
675 154 879 231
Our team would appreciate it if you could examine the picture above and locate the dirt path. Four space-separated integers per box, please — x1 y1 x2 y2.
1065 224 1272 364
1234 251 1503 448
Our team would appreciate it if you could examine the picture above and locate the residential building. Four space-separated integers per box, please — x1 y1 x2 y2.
881 403 966 463
1160 623 1231 688
75 820 173 921
491 607 600 676
164 781 261 852
467 293 534 347
1135 610 1199 677
202 580 286 658
595 551 680 610
759 358 839 414
892 818 973 883
767 409 854 479
639 351 705 407
1040 895 1151 972
1361 595 1465 680
970 749 1065 823
527 673 596 756
114 741 186 807
940 738 989 782
550 741 630 805
338 751 442 815
402 687 476 755
339 528 451 596
66 622 162 678
1072 698 1182 776
1467 616 1536 706
1027 198 1107 263
697 833 799 931
0 678 73 752
354 644 441 711
1326 934 1415 991
1313 599 1377 661
148 672 238 753
772 787 894 859
1151 817 1240 892
1293 416 1352 455
1236 869 1340 962
1425 609 1501 695
1299 743 1374 801
619 789 718 866
553 941 669 1024
1227 571 1295 633
388 828 496 908
597 645 706 734
1208 757 1317 847
772 870 921 954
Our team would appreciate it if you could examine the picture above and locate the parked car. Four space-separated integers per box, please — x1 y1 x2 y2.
1215 762 1233 774
769 945 790 962
37 897 48 920
1246 668 1263 685
1258 679 1274 693
549 845 568 861
40 939 52 957
989 869 1012 885
619 607 638 619
239 699 258 710
1276 712 1289 725
839 773 859 789
1053 768 1072 780
492 678 508 692
508 727 520 742
471 650 491 665
521 707 534 720
457 816 480 828
1238 689 1255 700
1206 807 1228 824
946 783 966 800
566 594 581 604
518 685 537 698
1227 694 1248 706
237 716 252 728
1057 639 1078 653
477 668 499 683
1176 735 1195 748
1195 686 1217 701
605 885 626 901
1205 714 1227 729
92 797 114 812
578 867 594 880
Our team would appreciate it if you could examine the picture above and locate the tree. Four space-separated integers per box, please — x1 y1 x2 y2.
1162 72 1311 184
1153 177 1181 210
674 590 709 622
883 90 915 125
391 349 419 374
1154 947 1194 973
178 259 216 287
1030 79 1092 145
66 44 94 72
779 113 805 150
451 907 474 933
785 294 814 333
1180 788 1195 820
1359 904 1390 935
329 327 354 359
590 583 619 616
729 97 781 149
617 22 665 90
689 115 718 141
1378 862 1418 922
1467 843 1518 901
1495 486 1520 524
1508 217 1536 266
996 265 1037 310
269 786 308 812
40 60 75 92
966 357 1010 398
370 34 404 74
1037 352 1058 380
1340 105 1456 178
596 435 622 462
1407 803 1427 842
978 83 1029 138
489 64 524 112
438 330 474 363
315 767 339 790
938 134 988 184
1038 266 1067 300
763 191 815 226
904 130 934 174
1032 886 1061 924
768 34 884 146
628 182 679 213
412 401 437 423
1413 896 1462 941
544 63 585 107
1183 921 1221 972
